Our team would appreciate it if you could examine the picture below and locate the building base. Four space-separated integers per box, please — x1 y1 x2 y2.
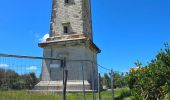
33 80 91 92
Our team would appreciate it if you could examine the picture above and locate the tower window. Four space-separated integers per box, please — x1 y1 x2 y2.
64 26 68 33
63 22 71 34
65 0 69 4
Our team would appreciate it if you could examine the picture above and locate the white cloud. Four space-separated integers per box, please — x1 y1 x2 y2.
0 64 9 68
26 66 37 70
39 34 49 42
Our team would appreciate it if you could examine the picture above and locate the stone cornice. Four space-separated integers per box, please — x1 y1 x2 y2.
39 38 101 53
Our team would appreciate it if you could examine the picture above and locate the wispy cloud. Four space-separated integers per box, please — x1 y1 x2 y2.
26 66 37 71
39 34 49 42
33 33 41 38
0 64 9 68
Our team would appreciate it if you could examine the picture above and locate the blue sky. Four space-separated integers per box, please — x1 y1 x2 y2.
0 0 170 73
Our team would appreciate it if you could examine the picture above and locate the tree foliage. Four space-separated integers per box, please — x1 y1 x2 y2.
102 73 110 88
0 69 38 90
113 72 127 88
101 72 128 89
128 44 170 100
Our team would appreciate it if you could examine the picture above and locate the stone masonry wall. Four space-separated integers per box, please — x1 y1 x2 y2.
41 42 98 90
82 0 92 39
53 0 83 36
50 0 92 40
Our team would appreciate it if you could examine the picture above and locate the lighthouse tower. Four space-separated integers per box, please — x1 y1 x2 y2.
35 0 100 91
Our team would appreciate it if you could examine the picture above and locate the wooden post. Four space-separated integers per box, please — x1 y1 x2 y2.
63 70 68 98
111 70 114 100
98 73 101 100
81 62 86 100
91 62 96 100
62 58 66 100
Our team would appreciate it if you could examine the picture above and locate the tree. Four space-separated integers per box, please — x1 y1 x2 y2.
113 72 127 88
102 73 110 89
101 72 128 89
0 68 38 90
127 44 170 100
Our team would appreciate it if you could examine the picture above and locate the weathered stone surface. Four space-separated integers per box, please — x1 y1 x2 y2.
34 0 100 91
49 0 93 40
34 81 91 91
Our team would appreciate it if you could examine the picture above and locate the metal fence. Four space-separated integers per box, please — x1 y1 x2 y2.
0 53 114 100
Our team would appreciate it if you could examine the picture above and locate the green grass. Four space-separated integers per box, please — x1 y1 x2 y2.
0 88 133 100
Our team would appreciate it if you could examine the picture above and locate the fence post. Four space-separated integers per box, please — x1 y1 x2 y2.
61 58 66 100
92 61 96 100
64 70 68 98
111 69 114 100
81 62 86 100
98 73 101 100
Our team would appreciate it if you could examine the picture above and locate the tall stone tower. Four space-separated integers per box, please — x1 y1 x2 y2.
35 0 100 91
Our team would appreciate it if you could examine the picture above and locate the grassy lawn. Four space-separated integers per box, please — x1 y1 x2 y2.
3 88 167 100
0 88 132 100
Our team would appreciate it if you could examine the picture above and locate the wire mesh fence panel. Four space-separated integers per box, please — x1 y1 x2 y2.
0 53 116 100
0 54 99 100
0 54 62 100
97 64 115 100
61 60 97 100
0 57 41 88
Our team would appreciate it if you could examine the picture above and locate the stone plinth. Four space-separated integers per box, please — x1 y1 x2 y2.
34 80 91 91
34 38 100 91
